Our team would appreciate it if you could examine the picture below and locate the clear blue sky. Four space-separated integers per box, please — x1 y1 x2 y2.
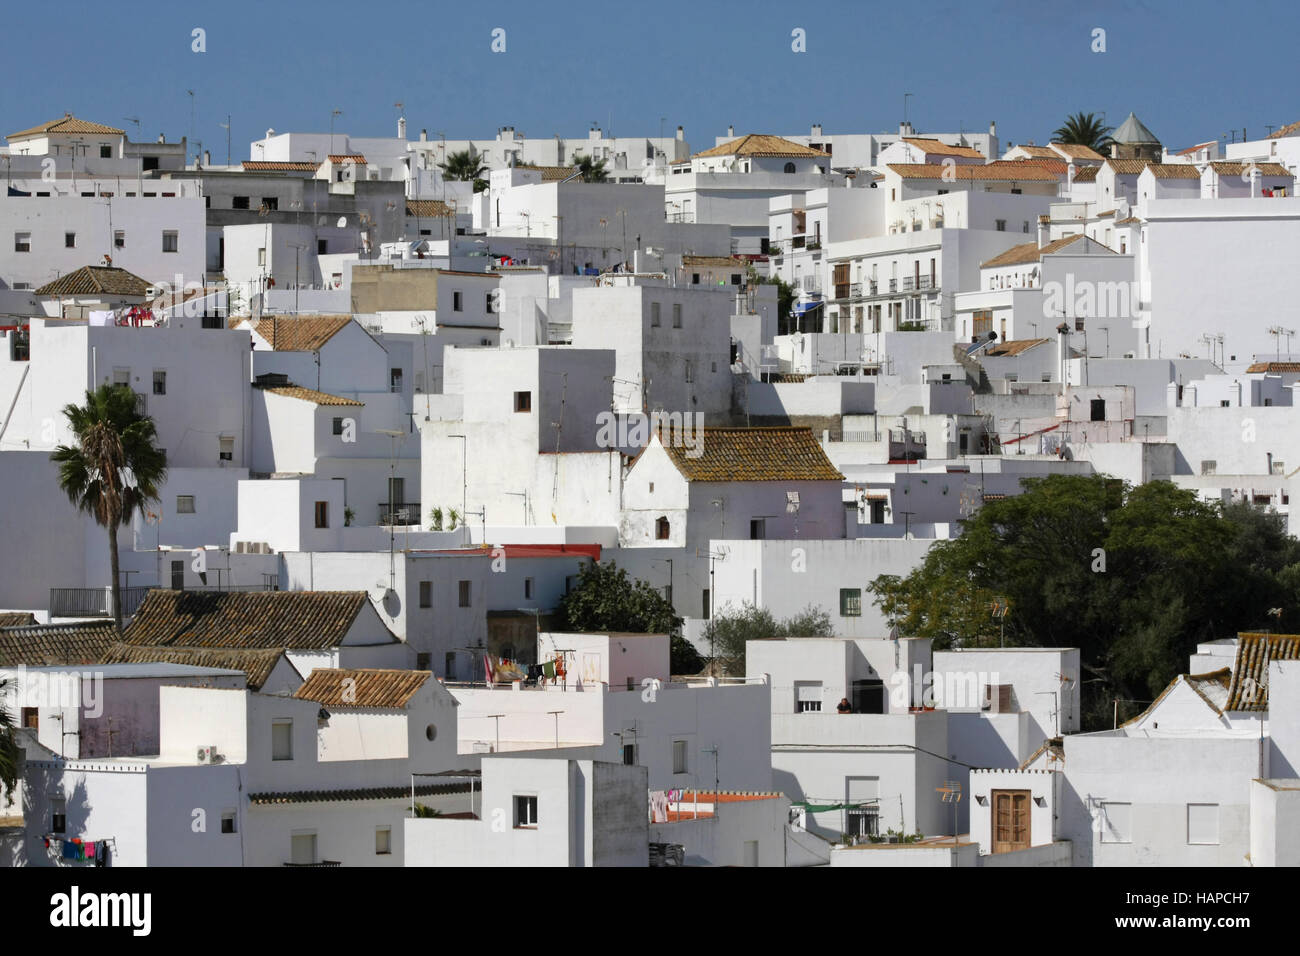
4 0 1296 159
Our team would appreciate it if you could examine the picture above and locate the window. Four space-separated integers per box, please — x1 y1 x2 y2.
114 230 125 249
672 304 682 328
655 516 670 540
257 248 266 267
51 797 66 834
232 195 250 210
1090 398 1106 421
703 588 710 619
14 232 30 252
622 743 637 765
99 144 112 158
795 681 823 713
692 273 700 285
171 559 185 590
514 391 532 412
650 302 661 327
332 417 344 435
162 230 178 253
1201 460 1217 476
1099 801 1131 843
261 197 278 211
458 580 471 607
153 370 166 395
672 740 688 774
272 720 293 760
1187 804 1219 845
514 795 538 828
524 578 534 600
684 361 694 383
783 162 796 173
314 501 329 528
65 232 76 248
21 707 37 730
840 588 862 617
453 291 463 312
419 581 432 608
750 518 766 540
290 832 316 865
318 239 328 255
992 790 1031 853
1219 400 1230 408
485 292 495 314
176 495 196 514
390 368 403 393
995 219 1006 232
376 826 392 855
221 812 237 834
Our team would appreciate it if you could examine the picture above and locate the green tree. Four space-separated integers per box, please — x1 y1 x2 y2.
555 562 701 673
704 602 833 675
1052 112 1115 154
52 384 168 633
573 154 609 183
0 678 17 806
869 474 1300 728
439 149 489 192
747 264 796 335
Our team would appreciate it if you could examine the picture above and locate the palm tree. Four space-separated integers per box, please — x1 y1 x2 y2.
0 678 17 806
438 149 489 193
574 154 609 183
1053 112 1115 154
52 384 167 633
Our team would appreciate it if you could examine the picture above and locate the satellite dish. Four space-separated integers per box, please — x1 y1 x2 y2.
337 216 348 228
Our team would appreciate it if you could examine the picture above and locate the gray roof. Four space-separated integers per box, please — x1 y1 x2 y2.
10 662 245 679
1112 112 1160 145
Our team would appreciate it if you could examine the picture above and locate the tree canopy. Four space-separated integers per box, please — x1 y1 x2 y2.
704 602 833 675
573 154 609 183
869 474 1300 728
1052 112 1115 154
438 149 489 192
555 561 702 674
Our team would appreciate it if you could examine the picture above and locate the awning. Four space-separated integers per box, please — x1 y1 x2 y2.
793 300 823 316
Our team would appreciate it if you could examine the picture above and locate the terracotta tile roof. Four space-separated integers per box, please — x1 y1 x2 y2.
241 161 320 172
694 135 829 159
516 164 580 182
148 285 223 310
293 668 431 708
8 114 124 139
1208 161 1292 177
406 199 454 217
1176 142 1217 155
0 621 119 667
1051 143 1106 161
1274 120 1300 138
261 385 364 406
681 255 747 269
327 154 367 163
980 233 1092 269
1246 361 1300 373
985 338 1049 357
250 315 353 351
1013 158 1068 175
1224 632 1300 711
1116 216 1142 225
121 590 386 650
1146 163 1202 179
0 612 37 628
1011 145 1060 159
1104 159 1151 175
249 781 473 805
100 643 287 691
34 266 152 298
901 138 985 159
887 161 1060 182
1096 209 1117 218
1070 165 1099 183
659 427 843 482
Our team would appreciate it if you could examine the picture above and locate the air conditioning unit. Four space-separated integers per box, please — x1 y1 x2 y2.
196 746 219 764
146 286 160 299
234 541 248 554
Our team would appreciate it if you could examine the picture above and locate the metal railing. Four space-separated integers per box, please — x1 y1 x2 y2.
49 586 151 618
379 502 422 526
282 860 341 867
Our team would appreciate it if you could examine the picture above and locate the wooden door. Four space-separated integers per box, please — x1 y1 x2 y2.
992 790 1031 853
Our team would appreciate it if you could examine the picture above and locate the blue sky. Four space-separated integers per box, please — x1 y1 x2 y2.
3 0 1296 159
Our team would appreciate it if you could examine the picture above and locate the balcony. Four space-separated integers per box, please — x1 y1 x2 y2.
380 502 422 526
901 277 935 293
49 581 280 618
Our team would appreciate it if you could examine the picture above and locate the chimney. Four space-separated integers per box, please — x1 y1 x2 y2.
420 129 427 142
203 150 211 167
727 125 734 137
812 123 822 137
676 126 684 141
1067 161 1076 187
989 121 996 137
1037 215 1050 249
398 116 407 139
266 128 275 139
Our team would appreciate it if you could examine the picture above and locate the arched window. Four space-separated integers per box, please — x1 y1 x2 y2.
655 516 670 540
783 162 796 174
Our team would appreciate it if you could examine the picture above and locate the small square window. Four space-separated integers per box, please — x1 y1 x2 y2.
376 826 392 854
114 230 125 249
332 417 344 435
232 195 250 210
99 145 112 158
840 588 862 617
514 795 538 828
221 812 237 834
14 232 30 253
162 231 178 253
514 391 532 412
176 495 196 514
318 239 328 255
65 232 76 249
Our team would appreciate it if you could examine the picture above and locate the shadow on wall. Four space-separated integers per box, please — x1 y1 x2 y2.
22 767 98 868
